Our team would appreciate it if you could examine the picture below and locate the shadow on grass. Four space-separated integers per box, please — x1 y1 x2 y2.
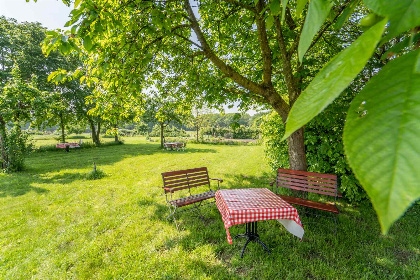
0 175 49 197
143 181 420 279
0 171 90 198
27 142 217 174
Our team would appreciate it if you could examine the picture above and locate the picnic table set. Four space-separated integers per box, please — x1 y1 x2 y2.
56 142 80 151
161 167 321 258
163 142 186 151
215 188 304 257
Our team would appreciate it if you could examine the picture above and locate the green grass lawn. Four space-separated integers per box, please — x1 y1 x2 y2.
0 137 418 279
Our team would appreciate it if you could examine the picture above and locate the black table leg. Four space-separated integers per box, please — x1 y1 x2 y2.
234 221 271 258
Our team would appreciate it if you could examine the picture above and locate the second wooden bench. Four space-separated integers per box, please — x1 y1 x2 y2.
271 168 342 230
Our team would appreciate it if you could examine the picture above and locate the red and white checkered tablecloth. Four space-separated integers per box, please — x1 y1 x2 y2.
215 188 304 244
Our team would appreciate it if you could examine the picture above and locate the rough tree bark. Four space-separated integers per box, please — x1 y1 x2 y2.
0 117 8 169
59 112 66 143
88 118 101 146
160 122 165 148
114 125 119 142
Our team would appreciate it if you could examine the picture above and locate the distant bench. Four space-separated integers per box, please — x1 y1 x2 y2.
56 143 80 152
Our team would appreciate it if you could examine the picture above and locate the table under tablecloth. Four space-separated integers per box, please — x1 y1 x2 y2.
215 188 304 244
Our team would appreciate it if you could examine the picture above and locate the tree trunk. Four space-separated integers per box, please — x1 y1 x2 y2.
95 121 101 146
0 117 8 169
88 119 100 146
59 113 65 143
160 122 164 148
114 124 119 142
287 127 308 198
287 127 307 171
196 125 199 142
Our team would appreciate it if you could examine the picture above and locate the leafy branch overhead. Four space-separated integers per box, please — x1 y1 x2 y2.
40 0 420 233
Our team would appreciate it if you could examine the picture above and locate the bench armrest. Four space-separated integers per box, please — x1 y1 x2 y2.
210 178 223 190
210 178 223 183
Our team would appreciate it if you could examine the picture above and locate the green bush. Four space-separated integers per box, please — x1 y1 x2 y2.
85 168 106 180
3 127 32 172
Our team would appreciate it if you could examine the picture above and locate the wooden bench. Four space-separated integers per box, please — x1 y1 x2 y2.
162 167 222 229
270 168 342 229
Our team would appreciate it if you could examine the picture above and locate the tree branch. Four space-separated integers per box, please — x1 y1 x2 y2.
255 0 273 86
184 0 290 121
173 32 204 50
183 0 262 96
273 15 299 105
224 87 268 105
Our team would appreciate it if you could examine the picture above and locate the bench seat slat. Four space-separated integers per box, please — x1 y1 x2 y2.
164 185 191 193
164 171 207 181
278 195 339 213
277 176 336 189
276 179 337 193
277 173 337 184
277 168 337 180
162 167 207 177
277 183 337 197
164 174 209 186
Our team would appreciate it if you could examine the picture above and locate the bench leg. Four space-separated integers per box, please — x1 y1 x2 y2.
166 204 180 231
192 201 205 222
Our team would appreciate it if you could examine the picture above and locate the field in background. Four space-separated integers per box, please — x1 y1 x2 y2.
0 138 418 279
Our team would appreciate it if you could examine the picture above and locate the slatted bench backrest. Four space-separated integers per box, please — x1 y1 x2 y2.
162 167 210 193
275 168 339 197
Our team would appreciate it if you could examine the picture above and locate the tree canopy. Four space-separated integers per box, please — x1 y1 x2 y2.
41 0 420 233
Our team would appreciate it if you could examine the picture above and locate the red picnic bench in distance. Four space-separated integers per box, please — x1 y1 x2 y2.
56 142 80 152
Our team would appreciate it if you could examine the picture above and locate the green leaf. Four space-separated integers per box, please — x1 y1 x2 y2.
364 0 420 38
343 49 420 234
298 0 333 62
415 51 420 73
266 15 274 29
296 0 308 17
74 0 82 8
334 0 359 30
281 0 289 22
270 0 281 15
283 18 386 140
83 36 93 51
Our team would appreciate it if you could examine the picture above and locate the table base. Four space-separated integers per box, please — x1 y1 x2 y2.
234 222 271 258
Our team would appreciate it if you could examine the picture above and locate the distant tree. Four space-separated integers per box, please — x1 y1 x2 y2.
143 93 190 148
188 107 212 142
0 65 40 171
